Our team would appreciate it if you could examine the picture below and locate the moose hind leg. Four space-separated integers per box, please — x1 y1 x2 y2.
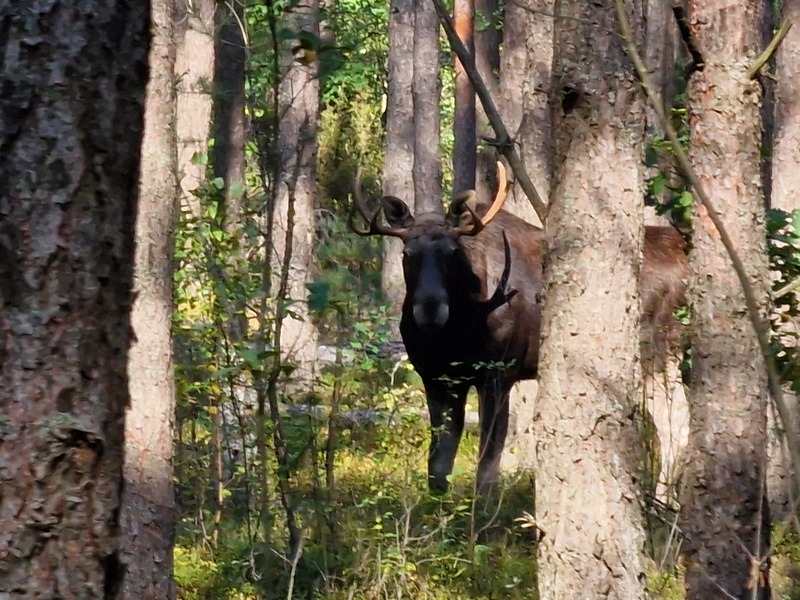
425 381 468 493
476 381 511 495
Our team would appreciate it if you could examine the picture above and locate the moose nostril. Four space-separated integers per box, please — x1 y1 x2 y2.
413 299 449 329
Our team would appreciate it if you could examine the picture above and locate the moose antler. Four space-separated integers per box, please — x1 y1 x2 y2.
449 161 509 236
349 167 410 239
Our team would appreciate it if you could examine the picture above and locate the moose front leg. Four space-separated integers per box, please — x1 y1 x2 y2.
476 379 511 495
424 380 468 493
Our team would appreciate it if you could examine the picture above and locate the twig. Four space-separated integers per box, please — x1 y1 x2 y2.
748 19 793 79
615 0 800 504
430 0 549 224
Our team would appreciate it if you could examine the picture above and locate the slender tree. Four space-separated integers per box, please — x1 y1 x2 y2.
532 1 649 597
678 2 771 598
0 2 149 596
453 0 476 193
213 0 248 230
412 0 442 212
175 0 216 216
382 0 416 334
497 0 554 472
120 1 179 598
271 0 321 392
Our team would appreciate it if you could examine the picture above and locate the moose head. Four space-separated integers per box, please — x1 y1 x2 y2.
350 163 509 331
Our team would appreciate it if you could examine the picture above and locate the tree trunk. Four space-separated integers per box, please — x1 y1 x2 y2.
453 0 476 193
412 0 442 213
272 0 321 393
213 0 248 229
532 1 648 598
679 3 771 599
498 0 554 473
768 0 800 522
120 2 179 599
175 0 216 216
0 2 149 597
382 0 416 337
473 0 500 203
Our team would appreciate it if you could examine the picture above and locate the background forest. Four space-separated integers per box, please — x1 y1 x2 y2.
3 1 800 600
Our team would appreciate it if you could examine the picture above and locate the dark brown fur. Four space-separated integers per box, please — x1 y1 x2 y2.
363 196 688 493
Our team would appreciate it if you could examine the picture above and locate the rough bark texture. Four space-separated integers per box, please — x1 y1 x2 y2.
532 1 649 598
120 1 178 598
175 0 216 216
473 0 500 204
769 0 800 521
272 0 321 392
412 0 442 213
0 2 149 597
212 0 248 229
497 0 554 473
679 4 771 599
382 0 415 335
453 0 476 193
498 0 552 227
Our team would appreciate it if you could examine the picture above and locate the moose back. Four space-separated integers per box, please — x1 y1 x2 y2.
351 165 688 493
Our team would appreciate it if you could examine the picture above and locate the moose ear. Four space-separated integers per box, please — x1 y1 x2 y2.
380 196 415 228
446 190 481 232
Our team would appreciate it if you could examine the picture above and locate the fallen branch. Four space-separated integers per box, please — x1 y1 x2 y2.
430 0 549 224
615 0 800 504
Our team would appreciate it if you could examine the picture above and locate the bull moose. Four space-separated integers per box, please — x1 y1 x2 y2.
351 163 688 493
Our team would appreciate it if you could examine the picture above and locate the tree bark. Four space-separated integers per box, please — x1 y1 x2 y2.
382 0 416 336
532 1 649 598
120 1 178 598
213 0 248 229
498 0 554 473
679 3 771 599
271 0 321 392
0 2 149 597
453 0 476 193
768 0 800 522
175 0 216 216
412 0 442 213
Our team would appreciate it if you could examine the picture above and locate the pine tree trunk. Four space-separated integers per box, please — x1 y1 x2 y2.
412 0 442 213
120 1 179 598
0 2 149 597
679 3 771 598
175 0 216 216
272 0 321 392
533 1 649 597
382 0 416 337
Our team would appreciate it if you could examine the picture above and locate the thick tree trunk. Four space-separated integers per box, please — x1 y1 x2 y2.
120 2 178 599
272 0 321 392
532 1 649 598
498 0 554 473
175 0 216 216
412 0 442 213
768 0 800 521
213 0 248 229
0 2 149 597
382 0 416 336
679 3 771 599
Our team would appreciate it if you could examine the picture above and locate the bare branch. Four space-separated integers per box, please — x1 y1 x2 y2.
748 18 793 79
430 0 549 224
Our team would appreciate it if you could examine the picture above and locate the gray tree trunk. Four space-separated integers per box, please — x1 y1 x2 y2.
679 3 771 598
0 2 149 597
382 0 416 337
121 2 179 598
412 0 442 213
532 1 649 597
271 0 321 392
497 0 554 473
175 0 216 217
